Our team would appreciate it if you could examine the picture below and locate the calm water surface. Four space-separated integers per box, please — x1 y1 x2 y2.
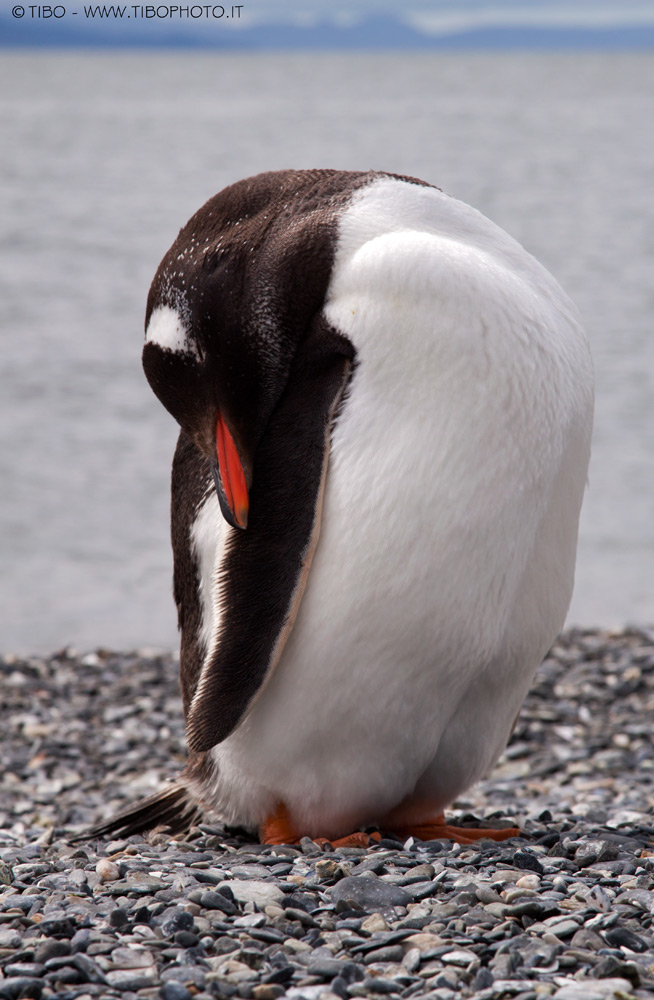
1 50 652 652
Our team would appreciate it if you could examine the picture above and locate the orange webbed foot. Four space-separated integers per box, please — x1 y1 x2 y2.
387 812 522 845
258 803 520 849
314 831 382 849
258 804 382 848
259 803 299 845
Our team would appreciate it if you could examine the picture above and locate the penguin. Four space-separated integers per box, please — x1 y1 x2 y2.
91 169 593 846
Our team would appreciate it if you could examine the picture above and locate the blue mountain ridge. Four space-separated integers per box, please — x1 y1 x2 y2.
1 12 654 49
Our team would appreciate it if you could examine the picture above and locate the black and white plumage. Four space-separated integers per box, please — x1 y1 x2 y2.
92 169 593 843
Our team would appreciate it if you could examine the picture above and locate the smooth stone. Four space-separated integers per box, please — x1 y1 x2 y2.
72 952 108 984
471 966 494 990
95 859 120 882
252 986 286 1000
161 966 207 987
104 969 158 989
71 927 91 953
307 957 346 979
45 955 83 972
441 949 478 966
34 939 70 962
212 938 240 956
512 851 545 875
159 907 196 935
109 907 130 928
330 876 411 912
506 898 552 918
402 947 421 974
408 880 440 901
110 945 156 968
574 841 620 866
234 912 266 928
0 978 44 1000
402 932 445 953
286 988 336 1000
570 928 605 951
315 859 345 883
552 978 634 999
586 885 613 912
544 916 582 937
604 926 648 952
46 965 83 985
360 978 399 995
515 874 541 889
503 886 539 903
105 876 166 894
614 888 654 911
475 885 503 905
161 983 193 1000
360 913 390 933
174 930 199 947
362 945 404 964
409 863 436 880
197 890 238 915
208 957 257 984
0 929 22 949
219 880 283 908
3 963 46 977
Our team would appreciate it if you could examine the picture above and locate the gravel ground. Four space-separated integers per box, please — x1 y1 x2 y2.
2 627 654 1000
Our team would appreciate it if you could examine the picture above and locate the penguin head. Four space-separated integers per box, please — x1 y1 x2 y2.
142 170 356 530
142 248 284 530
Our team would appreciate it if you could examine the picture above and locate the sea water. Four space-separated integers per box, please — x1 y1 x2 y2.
1 50 652 652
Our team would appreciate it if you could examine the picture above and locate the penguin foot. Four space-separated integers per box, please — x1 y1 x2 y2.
258 804 381 848
258 803 299 845
314 832 382 849
383 812 522 845
258 804 520 848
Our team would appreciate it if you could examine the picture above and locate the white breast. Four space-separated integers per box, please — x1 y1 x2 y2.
203 177 594 835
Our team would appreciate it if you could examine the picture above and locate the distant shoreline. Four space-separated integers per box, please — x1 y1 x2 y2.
2 17 654 52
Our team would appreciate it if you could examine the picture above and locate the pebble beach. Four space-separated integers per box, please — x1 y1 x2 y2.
2 627 654 1000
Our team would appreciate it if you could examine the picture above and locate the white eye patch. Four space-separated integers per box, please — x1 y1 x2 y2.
146 305 200 360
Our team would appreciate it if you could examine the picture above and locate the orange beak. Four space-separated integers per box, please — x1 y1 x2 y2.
214 413 249 529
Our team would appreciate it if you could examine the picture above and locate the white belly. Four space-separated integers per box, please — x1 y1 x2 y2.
203 179 593 835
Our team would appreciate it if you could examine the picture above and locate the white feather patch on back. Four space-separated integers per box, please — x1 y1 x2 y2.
146 304 200 359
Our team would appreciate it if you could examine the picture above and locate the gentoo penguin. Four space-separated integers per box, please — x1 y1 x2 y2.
92 169 593 846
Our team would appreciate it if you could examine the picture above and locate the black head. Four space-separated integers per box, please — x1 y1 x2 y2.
142 169 370 526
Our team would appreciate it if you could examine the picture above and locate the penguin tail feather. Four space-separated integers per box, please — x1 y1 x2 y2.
78 783 200 842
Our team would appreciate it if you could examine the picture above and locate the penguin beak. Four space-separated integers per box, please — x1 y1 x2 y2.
213 413 249 530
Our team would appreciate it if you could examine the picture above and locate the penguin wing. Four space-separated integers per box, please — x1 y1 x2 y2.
183 316 354 754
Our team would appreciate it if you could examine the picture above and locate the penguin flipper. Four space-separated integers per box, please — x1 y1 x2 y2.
81 783 199 841
185 318 355 754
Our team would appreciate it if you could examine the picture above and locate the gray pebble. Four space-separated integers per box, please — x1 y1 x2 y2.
161 983 193 1000
0 978 44 1000
197 889 238 914
330 875 412 911
2 630 654 1000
